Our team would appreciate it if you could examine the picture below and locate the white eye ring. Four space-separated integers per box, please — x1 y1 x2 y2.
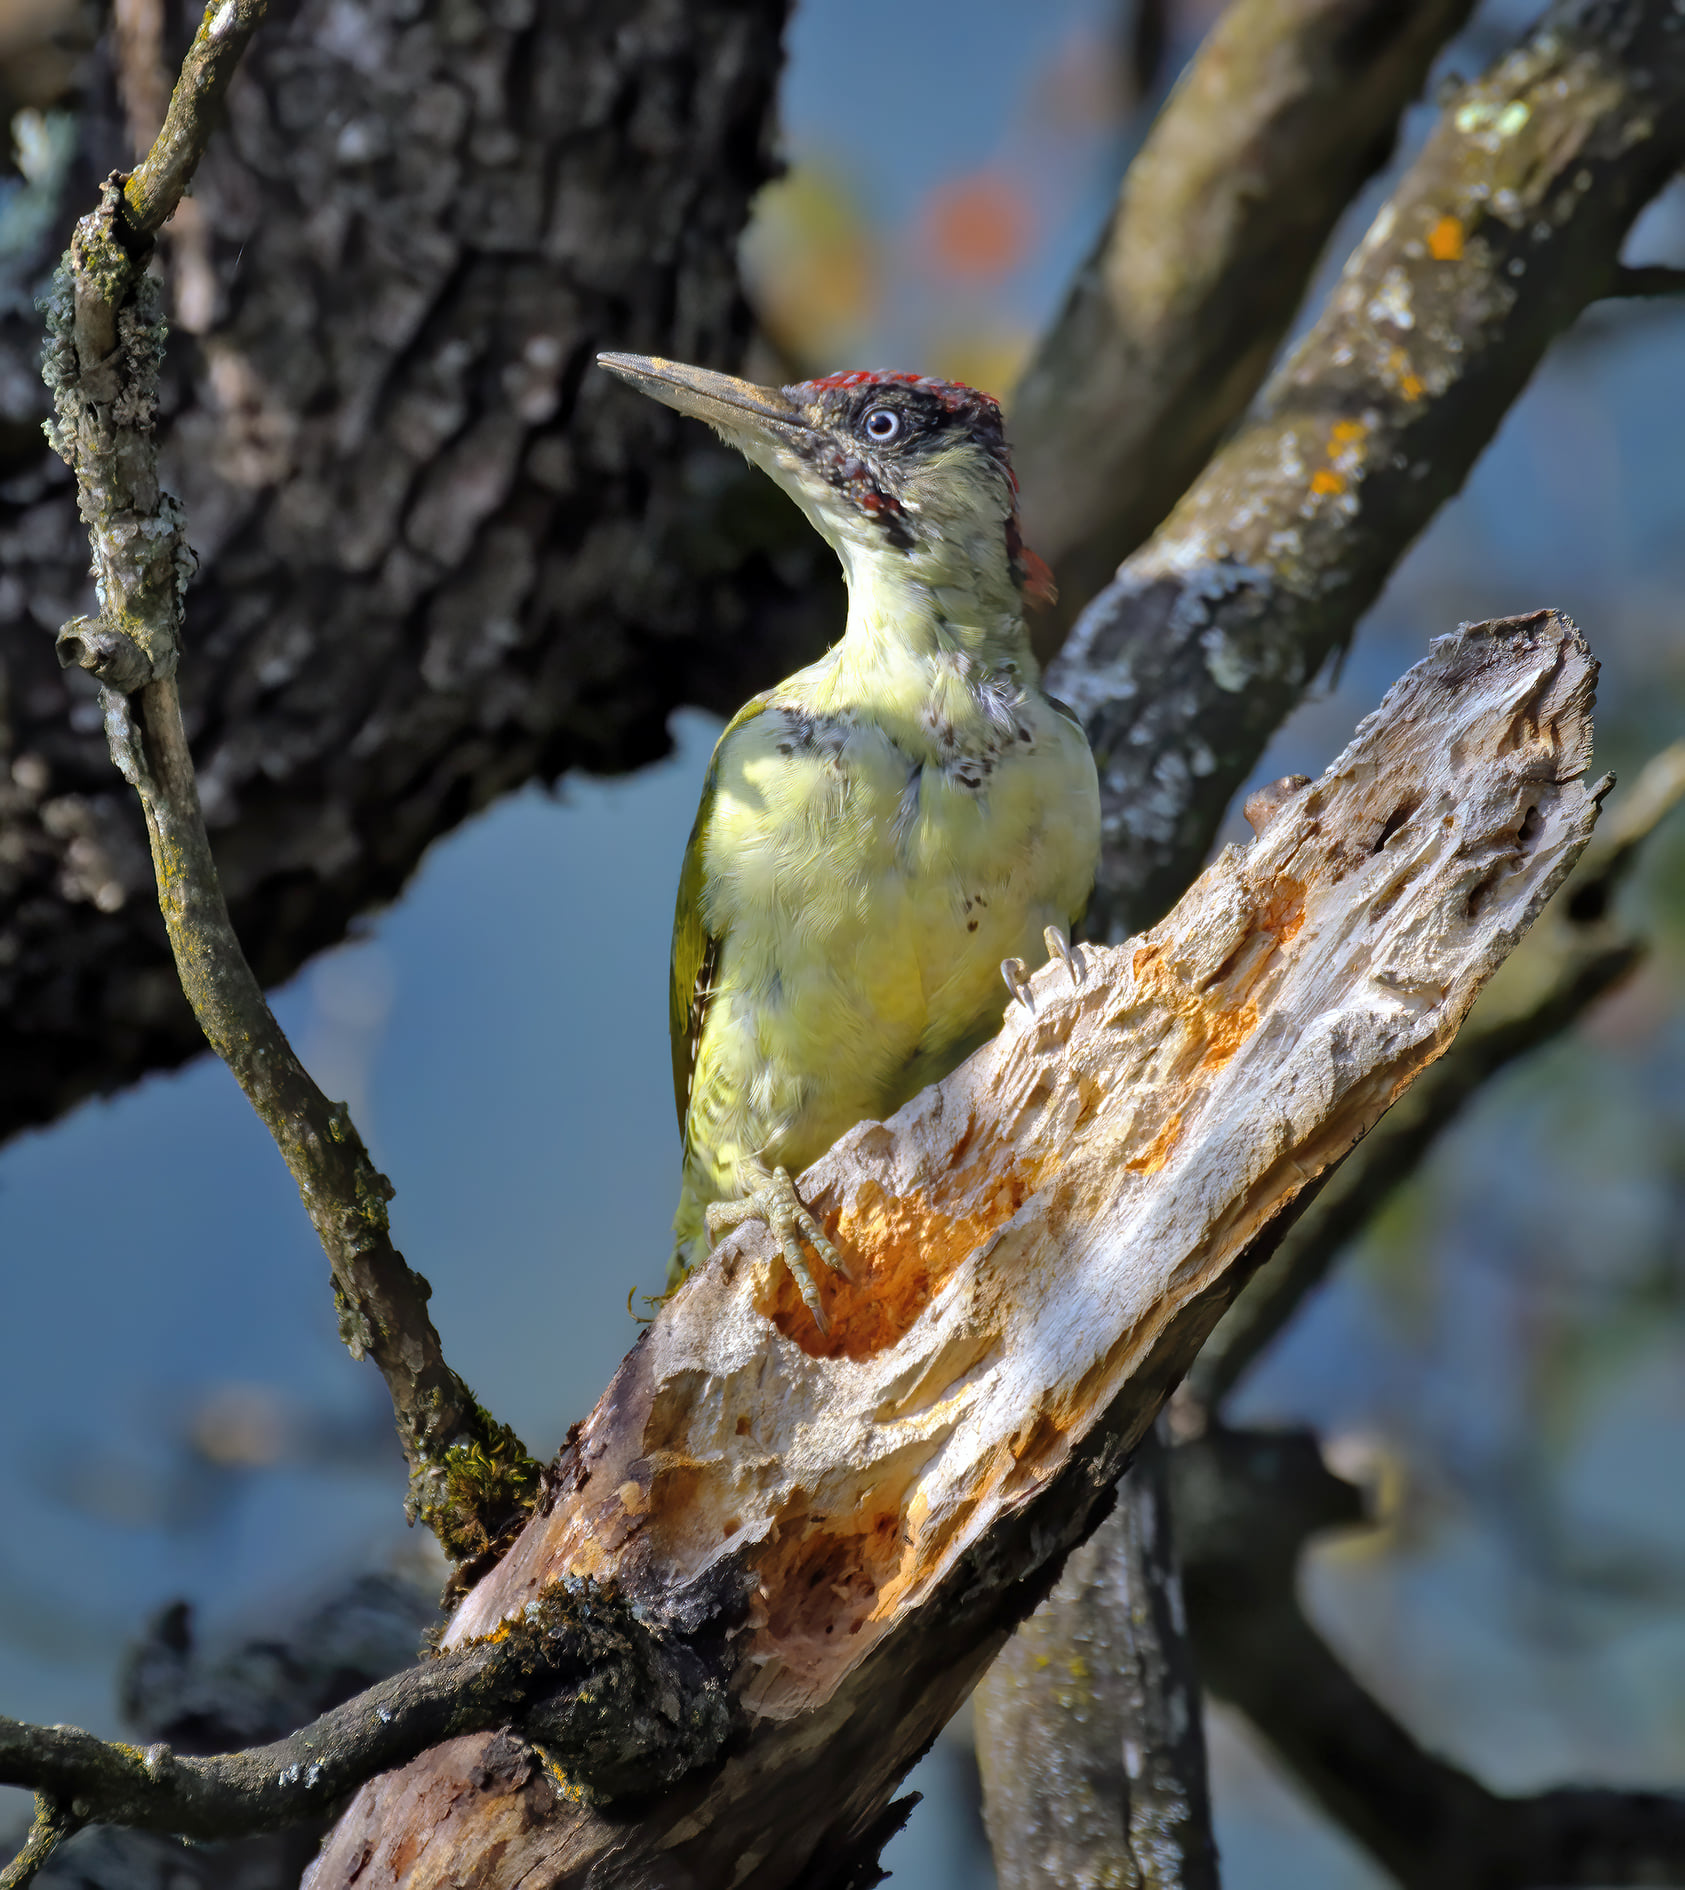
863 407 901 443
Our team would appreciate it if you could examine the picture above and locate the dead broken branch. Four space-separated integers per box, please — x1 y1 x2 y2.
299 610 1599 1888
1187 740 1685 1416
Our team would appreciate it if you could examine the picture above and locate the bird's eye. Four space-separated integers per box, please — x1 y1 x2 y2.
863 407 901 444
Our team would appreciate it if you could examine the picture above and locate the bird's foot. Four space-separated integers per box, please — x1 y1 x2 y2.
707 1166 852 1333
1044 924 1086 989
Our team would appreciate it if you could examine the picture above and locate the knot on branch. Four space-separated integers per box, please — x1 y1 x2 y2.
56 617 152 691
500 1578 739 1804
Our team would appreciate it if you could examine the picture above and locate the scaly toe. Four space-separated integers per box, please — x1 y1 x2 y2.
705 1168 848 1327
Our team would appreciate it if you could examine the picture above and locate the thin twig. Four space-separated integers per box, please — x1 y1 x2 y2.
41 0 540 1560
0 1795 83 1890
124 0 267 238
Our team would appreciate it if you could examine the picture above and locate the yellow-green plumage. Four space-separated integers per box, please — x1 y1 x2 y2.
596 352 1099 1300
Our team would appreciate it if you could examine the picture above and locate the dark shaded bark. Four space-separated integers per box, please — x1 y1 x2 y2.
0 0 829 1143
976 1421 1219 1890
1053 0 1685 941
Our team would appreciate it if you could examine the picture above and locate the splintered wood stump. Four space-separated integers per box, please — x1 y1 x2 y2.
311 611 1598 1888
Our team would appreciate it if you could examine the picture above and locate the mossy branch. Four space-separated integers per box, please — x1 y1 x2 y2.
1052 0 1685 942
0 1580 733 1866
40 0 540 1564
0 1796 82 1890
1010 0 1477 643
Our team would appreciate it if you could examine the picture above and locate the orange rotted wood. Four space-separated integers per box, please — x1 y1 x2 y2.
309 610 1599 1890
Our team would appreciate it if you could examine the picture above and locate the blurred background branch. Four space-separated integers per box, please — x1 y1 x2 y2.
1053 0 1685 941
1010 0 1478 646
1176 1427 1685 1888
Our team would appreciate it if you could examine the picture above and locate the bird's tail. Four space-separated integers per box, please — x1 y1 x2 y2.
667 1179 710 1293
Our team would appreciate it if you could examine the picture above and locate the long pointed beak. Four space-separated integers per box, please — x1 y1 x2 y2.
596 352 813 448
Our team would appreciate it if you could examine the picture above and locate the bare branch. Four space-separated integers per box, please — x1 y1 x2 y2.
1177 1426 1685 1890
1011 0 1476 638
0 1797 82 1890
1608 262 1685 297
1186 741 1685 1414
1052 0 1685 941
123 0 266 237
0 1580 730 1846
42 0 539 1561
975 1423 1218 1890
297 611 1598 1887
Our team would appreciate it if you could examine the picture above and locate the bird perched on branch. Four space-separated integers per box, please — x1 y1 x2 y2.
599 353 1100 1329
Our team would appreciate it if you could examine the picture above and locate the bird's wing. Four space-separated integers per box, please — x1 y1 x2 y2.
670 695 768 1138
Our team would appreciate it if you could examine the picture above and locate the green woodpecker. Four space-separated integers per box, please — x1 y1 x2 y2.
598 354 1101 1329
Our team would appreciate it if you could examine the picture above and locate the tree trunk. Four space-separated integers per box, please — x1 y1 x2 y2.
976 1420 1219 1890
0 0 828 1142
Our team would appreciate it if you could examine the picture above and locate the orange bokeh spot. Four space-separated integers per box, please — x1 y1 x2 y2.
921 172 1032 281
1428 215 1465 262
1310 469 1345 496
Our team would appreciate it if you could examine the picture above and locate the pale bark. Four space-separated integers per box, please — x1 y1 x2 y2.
295 608 1598 1888
1186 739 1685 1416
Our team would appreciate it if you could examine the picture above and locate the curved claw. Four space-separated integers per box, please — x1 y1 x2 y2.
1043 924 1086 990
1001 956 1035 1015
706 1166 852 1333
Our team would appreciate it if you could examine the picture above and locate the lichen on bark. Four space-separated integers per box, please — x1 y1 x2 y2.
1052 0 1685 940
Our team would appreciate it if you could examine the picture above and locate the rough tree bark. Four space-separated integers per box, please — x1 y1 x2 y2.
1054 0 1685 941
0 0 818 1142
290 608 1597 1887
976 1421 1218 1890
